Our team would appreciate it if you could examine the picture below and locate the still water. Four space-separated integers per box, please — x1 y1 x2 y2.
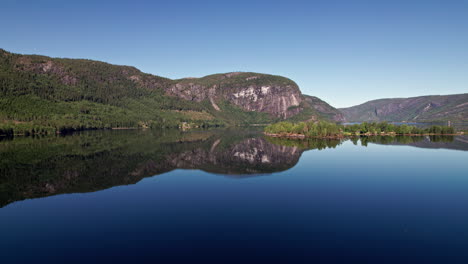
1 129 467 263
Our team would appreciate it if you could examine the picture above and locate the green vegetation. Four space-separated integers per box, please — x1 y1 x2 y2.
0 50 253 134
265 120 341 137
265 120 457 138
208 100 273 125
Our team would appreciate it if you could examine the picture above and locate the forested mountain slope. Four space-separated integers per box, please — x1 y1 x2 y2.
0 49 341 134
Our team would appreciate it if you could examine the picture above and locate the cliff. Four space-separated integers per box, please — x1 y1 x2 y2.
168 72 303 118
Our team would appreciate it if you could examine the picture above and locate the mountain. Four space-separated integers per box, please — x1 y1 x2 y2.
303 95 345 122
0 49 341 133
168 72 303 119
340 94 468 122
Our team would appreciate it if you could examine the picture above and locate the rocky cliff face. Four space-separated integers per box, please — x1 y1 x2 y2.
166 72 303 118
340 94 468 122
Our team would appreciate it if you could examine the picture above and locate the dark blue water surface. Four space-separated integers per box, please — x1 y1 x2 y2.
0 129 467 263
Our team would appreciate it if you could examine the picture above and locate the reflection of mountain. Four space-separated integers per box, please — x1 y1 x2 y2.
364 135 468 151
0 129 312 207
161 137 304 175
2 130 464 207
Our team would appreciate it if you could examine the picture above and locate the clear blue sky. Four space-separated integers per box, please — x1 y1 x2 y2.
1 0 467 107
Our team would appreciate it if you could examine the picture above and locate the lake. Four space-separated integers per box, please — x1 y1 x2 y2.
1 128 468 263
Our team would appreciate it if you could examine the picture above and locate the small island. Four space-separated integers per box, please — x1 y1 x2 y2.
264 121 461 139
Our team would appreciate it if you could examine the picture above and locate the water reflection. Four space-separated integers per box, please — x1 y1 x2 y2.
361 135 468 151
0 129 306 207
0 129 466 207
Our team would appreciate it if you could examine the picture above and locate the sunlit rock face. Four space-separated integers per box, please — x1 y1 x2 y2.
229 85 302 118
166 72 303 118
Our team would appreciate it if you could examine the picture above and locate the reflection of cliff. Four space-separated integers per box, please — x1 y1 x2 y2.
160 137 303 175
0 129 303 207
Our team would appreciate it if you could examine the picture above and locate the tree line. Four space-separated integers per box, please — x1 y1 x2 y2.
264 121 456 138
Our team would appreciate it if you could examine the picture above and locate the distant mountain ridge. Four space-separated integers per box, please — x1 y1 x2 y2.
0 49 341 132
340 94 468 122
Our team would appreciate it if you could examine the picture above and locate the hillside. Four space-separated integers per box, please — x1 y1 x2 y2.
0 49 341 134
303 95 345 122
340 94 468 122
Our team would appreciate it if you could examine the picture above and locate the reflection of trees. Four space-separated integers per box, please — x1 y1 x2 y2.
430 135 454 142
395 136 423 144
265 137 342 150
364 135 454 145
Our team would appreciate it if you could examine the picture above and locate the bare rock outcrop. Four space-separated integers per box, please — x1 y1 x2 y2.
166 72 303 118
